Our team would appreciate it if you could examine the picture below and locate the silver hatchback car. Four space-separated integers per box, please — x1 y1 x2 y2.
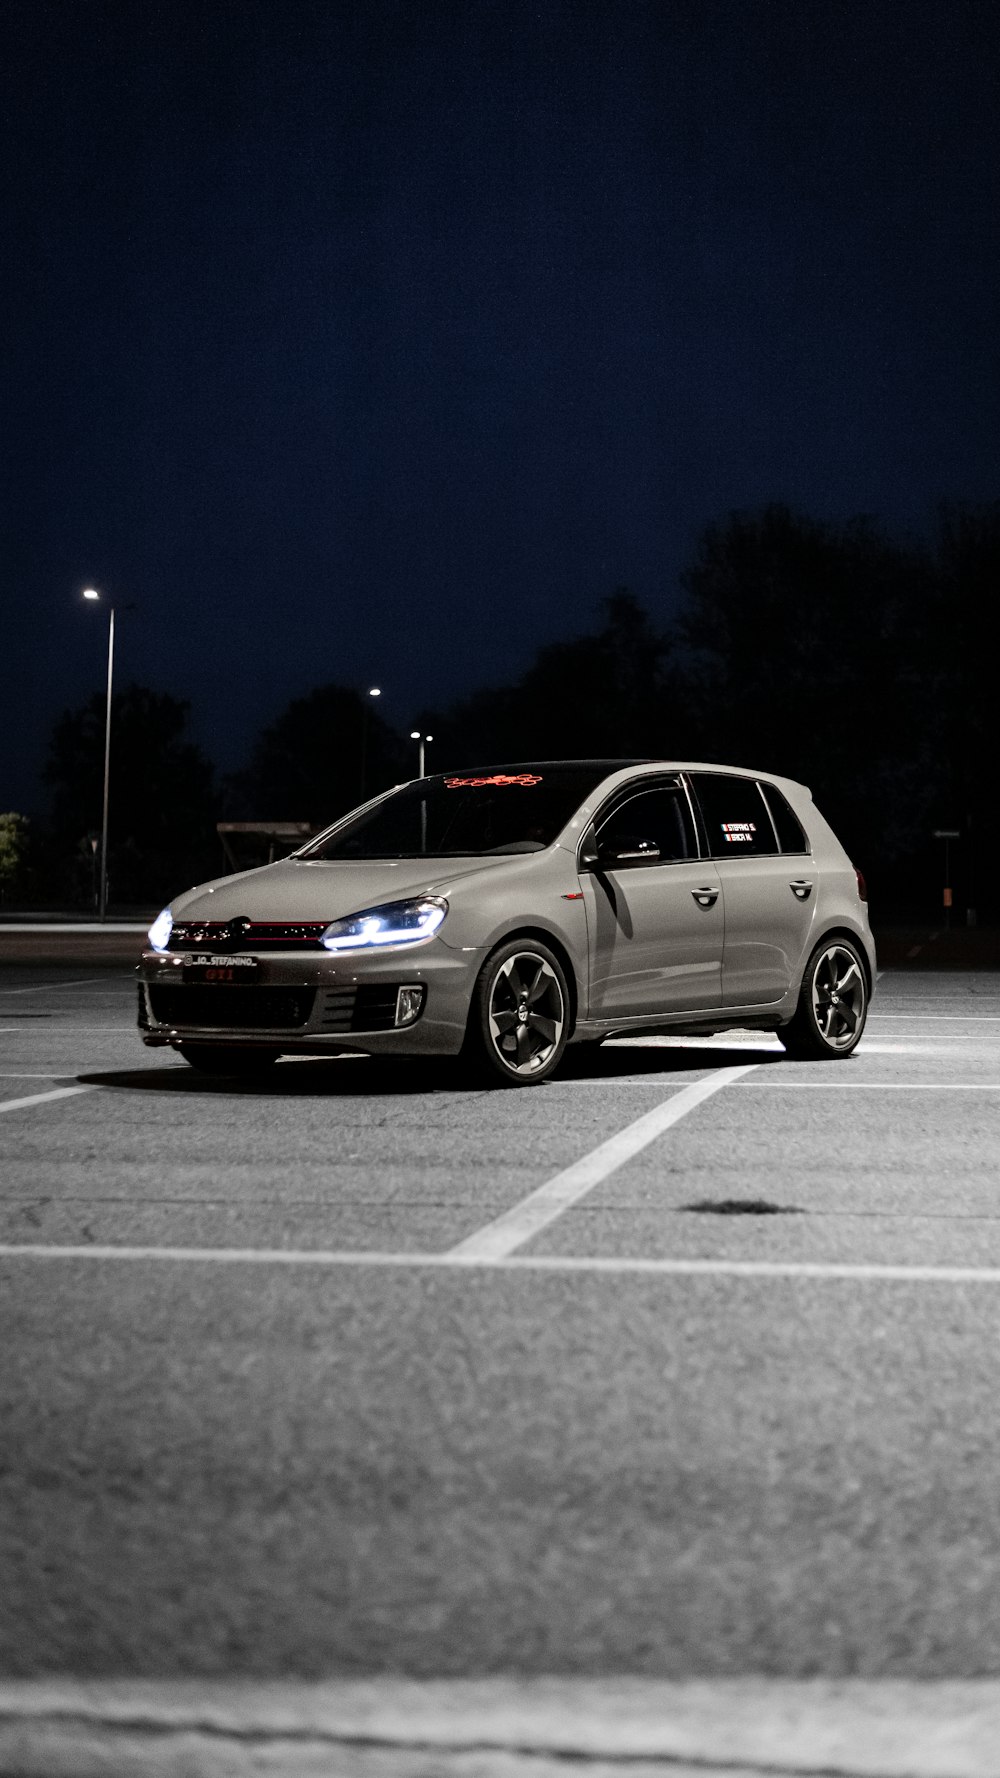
139 759 875 1085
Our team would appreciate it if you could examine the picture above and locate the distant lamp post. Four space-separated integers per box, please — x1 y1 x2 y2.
932 828 960 931
83 588 115 923
410 730 434 853
410 730 433 778
359 686 381 798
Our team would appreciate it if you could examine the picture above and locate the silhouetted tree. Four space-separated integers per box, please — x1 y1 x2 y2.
230 684 404 827
673 505 938 900
418 591 674 766
0 813 29 904
44 685 218 905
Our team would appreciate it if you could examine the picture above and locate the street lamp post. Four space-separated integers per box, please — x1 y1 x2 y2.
410 731 433 852
932 828 960 931
83 589 115 923
409 730 433 778
359 687 381 798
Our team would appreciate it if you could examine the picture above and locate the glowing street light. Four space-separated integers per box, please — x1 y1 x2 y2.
82 588 115 922
410 730 433 778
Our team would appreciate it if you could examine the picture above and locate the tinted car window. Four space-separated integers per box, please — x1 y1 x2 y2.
690 773 778 857
300 764 617 859
759 782 809 853
597 785 696 862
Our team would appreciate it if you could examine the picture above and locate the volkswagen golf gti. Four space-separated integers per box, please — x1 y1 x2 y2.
138 760 875 1085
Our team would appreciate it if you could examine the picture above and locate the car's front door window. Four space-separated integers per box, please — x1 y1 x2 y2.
596 785 697 862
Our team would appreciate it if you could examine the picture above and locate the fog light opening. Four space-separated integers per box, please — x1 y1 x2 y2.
395 984 426 1027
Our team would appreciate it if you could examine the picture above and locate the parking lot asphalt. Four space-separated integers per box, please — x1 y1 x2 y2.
2 959 1000 1771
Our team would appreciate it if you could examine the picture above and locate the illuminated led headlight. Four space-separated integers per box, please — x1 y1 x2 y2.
148 907 173 952
320 897 447 953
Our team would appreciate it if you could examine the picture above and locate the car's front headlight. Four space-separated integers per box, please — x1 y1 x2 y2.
320 897 448 953
148 907 173 952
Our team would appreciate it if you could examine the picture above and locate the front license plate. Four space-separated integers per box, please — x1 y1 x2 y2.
182 955 259 982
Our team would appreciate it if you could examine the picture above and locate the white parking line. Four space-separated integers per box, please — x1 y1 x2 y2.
870 1014 1000 1022
0 1071 120 1079
0 977 120 995
7 1245 1000 1284
0 1085 96 1115
446 1065 758 1262
4 1674 999 1778
549 1075 1000 1089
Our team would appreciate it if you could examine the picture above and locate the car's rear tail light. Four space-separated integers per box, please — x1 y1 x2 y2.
855 867 868 902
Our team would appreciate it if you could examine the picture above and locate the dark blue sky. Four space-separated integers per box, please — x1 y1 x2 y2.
4 0 999 812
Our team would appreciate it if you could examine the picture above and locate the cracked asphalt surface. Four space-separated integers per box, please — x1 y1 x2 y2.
2 960 1000 1691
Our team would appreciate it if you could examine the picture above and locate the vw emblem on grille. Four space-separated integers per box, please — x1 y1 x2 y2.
227 916 252 945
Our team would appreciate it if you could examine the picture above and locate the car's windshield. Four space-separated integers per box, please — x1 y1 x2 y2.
299 764 631 860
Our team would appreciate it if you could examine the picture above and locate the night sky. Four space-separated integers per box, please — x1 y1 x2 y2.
4 0 999 814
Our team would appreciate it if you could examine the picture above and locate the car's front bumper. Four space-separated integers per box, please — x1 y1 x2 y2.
137 941 479 1056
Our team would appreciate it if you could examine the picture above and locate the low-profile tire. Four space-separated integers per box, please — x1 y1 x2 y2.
781 937 868 1060
177 1045 281 1075
464 939 570 1086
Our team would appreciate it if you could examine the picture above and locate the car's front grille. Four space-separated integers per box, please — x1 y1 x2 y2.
319 984 403 1032
148 986 316 1030
168 921 327 953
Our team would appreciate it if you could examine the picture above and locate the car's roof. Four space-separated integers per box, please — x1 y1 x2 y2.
431 759 807 789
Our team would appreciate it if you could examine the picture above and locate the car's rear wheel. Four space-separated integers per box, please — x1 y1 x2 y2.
465 940 570 1086
177 1045 281 1075
781 938 868 1059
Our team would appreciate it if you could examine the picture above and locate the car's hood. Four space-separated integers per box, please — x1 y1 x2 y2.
172 854 534 923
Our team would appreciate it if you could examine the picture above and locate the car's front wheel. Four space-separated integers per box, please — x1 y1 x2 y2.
465 939 570 1086
781 938 868 1059
177 1045 281 1075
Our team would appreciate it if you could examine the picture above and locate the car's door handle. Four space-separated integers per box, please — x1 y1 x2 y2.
790 880 814 900
691 887 719 908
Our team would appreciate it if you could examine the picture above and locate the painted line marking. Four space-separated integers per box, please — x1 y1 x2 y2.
869 1013 1000 1022
549 1075 999 1090
446 1064 758 1262
0 977 125 996
0 1085 96 1115
7 1244 1000 1283
730 1081 1000 1090
5 1674 1000 1778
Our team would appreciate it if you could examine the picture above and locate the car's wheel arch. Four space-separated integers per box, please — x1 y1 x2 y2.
478 926 581 1036
789 925 874 1010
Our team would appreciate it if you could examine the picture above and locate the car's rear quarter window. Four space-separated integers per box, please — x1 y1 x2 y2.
759 782 810 853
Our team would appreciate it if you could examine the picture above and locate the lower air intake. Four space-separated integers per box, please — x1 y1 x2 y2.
148 986 316 1030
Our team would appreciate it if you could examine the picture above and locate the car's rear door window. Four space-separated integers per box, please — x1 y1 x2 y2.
689 774 779 857
759 782 810 853
596 783 697 862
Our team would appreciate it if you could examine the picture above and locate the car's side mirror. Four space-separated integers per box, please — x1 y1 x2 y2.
581 832 661 869
604 838 661 864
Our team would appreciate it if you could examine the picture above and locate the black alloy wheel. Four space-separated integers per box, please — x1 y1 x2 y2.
781 938 868 1059
177 1045 281 1074
467 939 570 1086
